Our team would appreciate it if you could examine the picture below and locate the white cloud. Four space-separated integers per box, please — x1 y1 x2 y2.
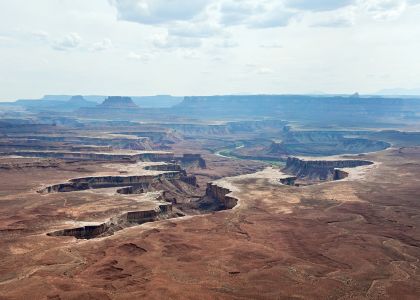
248 4 295 28
169 21 221 38
0 0 420 100
309 7 356 27
90 38 113 51
260 42 283 48
215 38 238 48
109 0 211 24
105 0 413 55
245 64 275 75
360 0 407 20
30 30 49 42
219 0 295 28
181 49 201 59
127 51 154 61
219 0 265 26
52 33 82 51
285 0 356 11
0 35 14 44
312 17 353 27
153 34 202 48
256 67 274 74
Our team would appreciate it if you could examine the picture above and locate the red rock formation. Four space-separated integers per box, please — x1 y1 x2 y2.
283 157 372 181
205 183 237 209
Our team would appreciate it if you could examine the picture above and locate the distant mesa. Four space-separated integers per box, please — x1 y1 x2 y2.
68 95 90 104
98 96 139 109
76 96 141 117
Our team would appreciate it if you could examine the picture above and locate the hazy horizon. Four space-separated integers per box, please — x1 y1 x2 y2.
1 0 420 101
3 89 420 103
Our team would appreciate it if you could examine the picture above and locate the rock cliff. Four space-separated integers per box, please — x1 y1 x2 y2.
6 150 174 162
178 154 207 168
266 131 390 156
164 120 287 136
39 171 184 193
283 157 373 181
205 183 238 209
47 204 174 239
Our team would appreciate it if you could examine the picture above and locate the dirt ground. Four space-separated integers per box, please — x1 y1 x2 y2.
0 146 419 299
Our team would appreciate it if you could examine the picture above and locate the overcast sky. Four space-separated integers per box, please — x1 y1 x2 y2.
0 0 419 101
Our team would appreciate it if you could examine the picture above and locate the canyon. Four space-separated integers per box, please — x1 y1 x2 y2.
282 157 374 181
0 95 419 299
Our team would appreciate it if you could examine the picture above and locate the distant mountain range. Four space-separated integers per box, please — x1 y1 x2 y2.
3 94 183 110
171 94 420 126
13 95 97 112
2 93 419 127
375 88 420 96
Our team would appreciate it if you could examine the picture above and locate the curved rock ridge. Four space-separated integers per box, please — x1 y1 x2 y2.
144 163 183 172
0 134 155 151
47 203 174 239
283 157 373 181
42 163 202 239
5 150 174 162
38 170 193 194
267 131 390 156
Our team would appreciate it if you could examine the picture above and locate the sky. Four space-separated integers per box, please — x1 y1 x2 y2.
0 0 420 101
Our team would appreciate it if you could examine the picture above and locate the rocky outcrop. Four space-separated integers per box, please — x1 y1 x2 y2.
205 183 238 209
283 157 373 181
280 176 297 186
180 175 197 186
47 223 108 239
47 204 174 239
333 169 349 180
98 96 139 109
116 184 150 194
67 95 91 106
117 131 181 144
177 154 206 168
39 172 183 193
0 135 154 151
141 152 175 161
114 175 198 195
144 164 183 172
264 131 390 157
5 150 174 162
8 150 137 161
76 96 142 118
126 209 159 223
44 162 201 239
268 142 287 155
164 120 287 136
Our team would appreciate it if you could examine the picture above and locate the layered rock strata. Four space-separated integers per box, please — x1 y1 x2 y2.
5 150 174 162
283 157 373 181
47 203 174 239
0 134 153 150
178 154 207 168
39 171 188 194
205 183 238 209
